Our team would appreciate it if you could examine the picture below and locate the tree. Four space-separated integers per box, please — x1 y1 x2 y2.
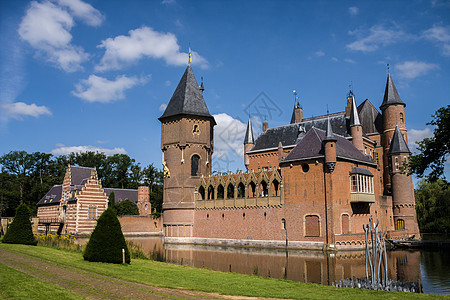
2 204 37 245
415 179 450 234
108 191 116 209
83 207 130 264
143 164 163 213
409 105 450 181
115 199 139 216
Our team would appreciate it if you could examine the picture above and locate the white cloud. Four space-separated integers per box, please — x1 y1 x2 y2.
95 26 208 71
72 74 148 103
51 145 127 156
57 0 104 26
348 6 359 16
1 102 51 120
161 0 176 4
164 80 171 86
408 128 433 153
346 25 409 52
17 0 99 72
331 57 339 62
314 50 325 57
213 113 247 158
159 103 167 111
344 58 356 64
395 61 439 79
422 25 450 56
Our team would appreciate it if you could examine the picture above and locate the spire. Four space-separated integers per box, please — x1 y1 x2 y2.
244 116 255 144
159 65 215 124
380 73 405 110
323 116 336 141
349 95 361 126
389 124 410 154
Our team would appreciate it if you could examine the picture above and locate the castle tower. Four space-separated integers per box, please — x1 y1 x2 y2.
323 117 337 173
349 94 364 153
290 102 303 123
388 125 419 234
244 116 255 170
380 73 407 193
159 65 216 237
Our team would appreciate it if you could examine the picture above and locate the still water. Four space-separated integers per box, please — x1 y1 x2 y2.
127 237 450 296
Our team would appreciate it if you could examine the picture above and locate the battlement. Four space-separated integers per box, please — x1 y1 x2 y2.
195 168 283 209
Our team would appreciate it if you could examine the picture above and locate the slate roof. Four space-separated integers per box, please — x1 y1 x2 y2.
249 112 349 152
104 188 138 204
380 73 405 110
350 167 374 176
244 117 255 144
349 95 361 126
358 99 383 134
70 166 93 186
389 124 410 154
282 128 376 166
37 185 62 206
159 65 215 124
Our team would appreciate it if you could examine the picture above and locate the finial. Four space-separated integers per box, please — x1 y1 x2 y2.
199 76 204 93
387 63 390 74
326 104 329 115
188 43 192 65
293 90 297 108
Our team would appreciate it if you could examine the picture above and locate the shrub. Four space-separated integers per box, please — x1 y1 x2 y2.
83 207 130 264
116 199 139 216
2 203 37 245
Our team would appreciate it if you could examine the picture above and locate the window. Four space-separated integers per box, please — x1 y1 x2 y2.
396 219 405 230
88 206 97 219
400 113 404 123
217 184 224 199
237 183 245 198
350 174 374 194
271 179 279 196
198 186 205 200
248 182 256 197
191 155 200 176
260 180 268 197
227 183 234 199
207 185 214 200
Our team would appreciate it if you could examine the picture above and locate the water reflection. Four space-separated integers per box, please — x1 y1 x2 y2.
126 237 449 295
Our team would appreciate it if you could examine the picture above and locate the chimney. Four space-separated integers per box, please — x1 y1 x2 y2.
262 121 268 133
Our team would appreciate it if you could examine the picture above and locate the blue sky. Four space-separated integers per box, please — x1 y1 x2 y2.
1 0 449 176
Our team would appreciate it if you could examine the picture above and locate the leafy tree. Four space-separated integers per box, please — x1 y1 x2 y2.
2 203 37 245
83 207 130 264
415 179 450 234
115 199 139 216
108 191 116 209
409 105 449 181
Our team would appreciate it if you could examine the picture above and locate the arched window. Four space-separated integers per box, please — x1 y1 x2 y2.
249 182 256 197
191 155 200 176
237 182 245 198
207 185 214 200
227 183 234 199
396 219 405 230
217 184 224 199
399 112 404 123
198 186 205 200
305 215 320 237
271 179 279 196
260 180 268 197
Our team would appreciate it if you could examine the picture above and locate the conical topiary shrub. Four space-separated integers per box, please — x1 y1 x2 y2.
83 207 130 264
2 203 37 245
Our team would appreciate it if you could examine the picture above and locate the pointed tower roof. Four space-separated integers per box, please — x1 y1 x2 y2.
380 73 405 110
323 116 336 142
159 65 215 123
349 95 361 126
389 124 410 154
244 116 255 144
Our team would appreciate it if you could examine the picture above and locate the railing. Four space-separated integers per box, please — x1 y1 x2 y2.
38 218 63 225
196 195 282 209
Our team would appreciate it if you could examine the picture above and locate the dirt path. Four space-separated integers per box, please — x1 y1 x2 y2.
0 248 275 300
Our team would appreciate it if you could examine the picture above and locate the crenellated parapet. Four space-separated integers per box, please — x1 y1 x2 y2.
195 168 283 209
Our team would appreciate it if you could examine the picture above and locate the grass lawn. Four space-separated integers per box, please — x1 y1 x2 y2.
0 263 85 299
0 243 446 299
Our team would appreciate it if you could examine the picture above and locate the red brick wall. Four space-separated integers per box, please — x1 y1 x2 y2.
118 215 162 234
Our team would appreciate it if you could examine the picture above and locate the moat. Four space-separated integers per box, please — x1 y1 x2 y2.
126 237 449 296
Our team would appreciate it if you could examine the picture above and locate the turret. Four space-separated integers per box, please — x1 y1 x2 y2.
323 117 336 173
290 102 303 123
244 116 255 170
349 94 364 153
388 125 419 234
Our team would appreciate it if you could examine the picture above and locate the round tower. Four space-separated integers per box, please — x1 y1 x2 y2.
159 65 216 238
388 125 419 235
349 94 364 153
323 117 337 173
380 73 407 193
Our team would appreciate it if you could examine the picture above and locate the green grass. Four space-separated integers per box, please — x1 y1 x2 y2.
0 263 85 300
0 243 446 300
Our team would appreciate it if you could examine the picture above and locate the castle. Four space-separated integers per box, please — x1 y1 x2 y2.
159 65 420 250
